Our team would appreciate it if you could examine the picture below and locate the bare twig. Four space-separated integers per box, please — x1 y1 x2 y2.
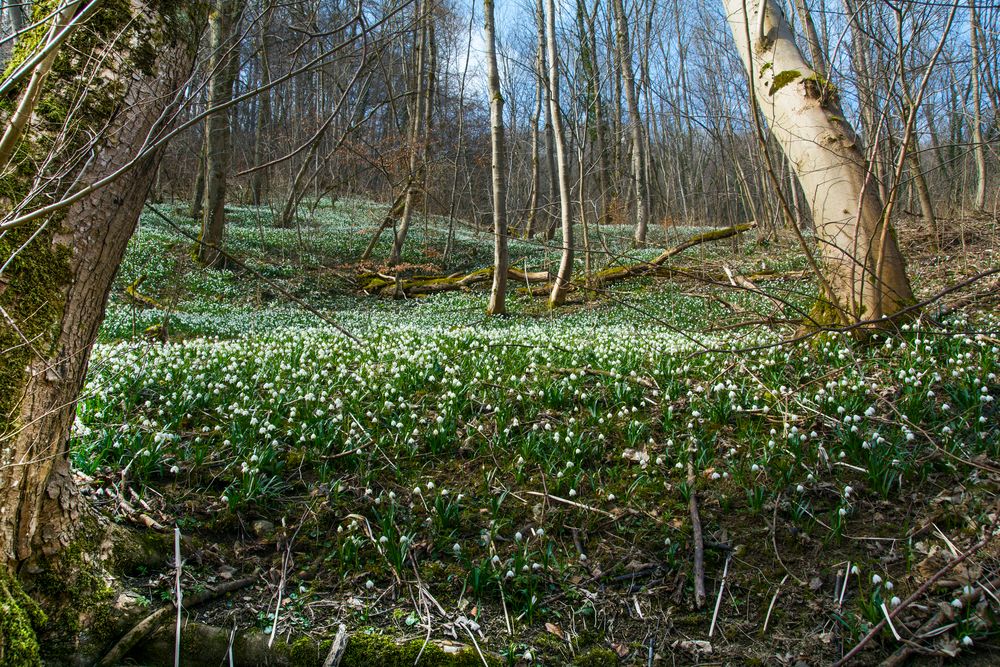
832 526 997 667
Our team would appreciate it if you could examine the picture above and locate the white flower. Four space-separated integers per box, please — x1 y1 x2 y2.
365 579 375 590
962 635 973 647
890 596 901 607
872 574 882 585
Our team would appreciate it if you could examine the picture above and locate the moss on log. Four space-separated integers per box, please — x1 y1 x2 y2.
359 224 757 299
129 623 498 666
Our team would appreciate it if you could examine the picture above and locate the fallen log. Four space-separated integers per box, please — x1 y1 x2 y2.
360 266 551 297
359 223 760 299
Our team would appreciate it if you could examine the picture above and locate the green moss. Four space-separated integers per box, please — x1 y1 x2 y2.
341 632 498 667
28 518 120 660
0 571 47 667
768 69 801 96
572 647 619 666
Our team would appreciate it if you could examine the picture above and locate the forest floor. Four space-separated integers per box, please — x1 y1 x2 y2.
71 200 1000 666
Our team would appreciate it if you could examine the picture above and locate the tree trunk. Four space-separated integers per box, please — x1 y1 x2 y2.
722 0 914 324
612 0 649 246
0 0 199 646
483 0 508 315
792 0 827 79
198 0 244 267
524 21 543 239
544 0 573 307
389 0 428 266
249 0 275 207
970 1 987 212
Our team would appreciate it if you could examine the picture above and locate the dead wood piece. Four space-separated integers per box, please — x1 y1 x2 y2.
687 458 706 609
97 577 254 667
322 624 349 667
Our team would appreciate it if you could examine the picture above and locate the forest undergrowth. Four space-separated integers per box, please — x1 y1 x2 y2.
69 200 1000 665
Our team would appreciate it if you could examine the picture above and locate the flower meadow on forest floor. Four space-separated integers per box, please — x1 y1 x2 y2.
71 202 1000 665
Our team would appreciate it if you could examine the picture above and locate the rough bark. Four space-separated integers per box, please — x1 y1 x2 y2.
484 0 508 316
722 0 914 324
0 0 198 572
197 0 243 267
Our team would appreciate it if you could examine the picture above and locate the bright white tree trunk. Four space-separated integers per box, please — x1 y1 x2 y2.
722 0 914 324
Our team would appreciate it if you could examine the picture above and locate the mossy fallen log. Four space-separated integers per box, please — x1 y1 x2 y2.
360 267 551 297
128 622 499 666
358 223 764 299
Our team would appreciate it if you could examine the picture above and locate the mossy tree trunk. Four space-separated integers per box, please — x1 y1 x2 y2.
0 0 200 657
198 0 244 267
723 0 914 325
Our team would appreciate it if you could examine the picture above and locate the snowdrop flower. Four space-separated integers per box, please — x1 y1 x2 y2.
962 636 973 647
365 579 375 590
607 493 616 501
452 543 461 554
851 565 860 575
872 574 882 585
796 484 805 493
890 596 901 607
951 598 963 609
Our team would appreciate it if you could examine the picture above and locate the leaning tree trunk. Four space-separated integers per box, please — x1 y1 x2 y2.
198 0 244 267
723 0 914 324
0 0 199 658
544 0 573 307
484 0 508 316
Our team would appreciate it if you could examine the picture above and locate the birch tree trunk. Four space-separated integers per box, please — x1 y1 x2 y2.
544 0 573 307
0 0 199 645
612 0 650 245
484 0 508 315
722 0 914 323
198 0 244 267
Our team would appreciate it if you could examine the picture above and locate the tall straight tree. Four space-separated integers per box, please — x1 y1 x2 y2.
970 0 987 211
0 0 201 656
198 0 244 267
484 0 508 315
389 0 431 266
544 0 573 307
722 0 914 324
612 0 649 245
